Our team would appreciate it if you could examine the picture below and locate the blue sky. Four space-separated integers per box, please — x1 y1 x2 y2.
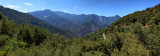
0 0 160 17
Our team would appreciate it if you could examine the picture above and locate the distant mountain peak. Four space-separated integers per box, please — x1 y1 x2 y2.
114 15 121 20
89 14 97 16
114 15 120 17
43 9 52 12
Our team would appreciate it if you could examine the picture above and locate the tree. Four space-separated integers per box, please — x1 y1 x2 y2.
1 15 9 35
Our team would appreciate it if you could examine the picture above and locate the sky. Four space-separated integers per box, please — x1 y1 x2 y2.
0 0 160 17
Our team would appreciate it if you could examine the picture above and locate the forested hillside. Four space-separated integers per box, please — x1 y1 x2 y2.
0 6 75 37
0 12 55 55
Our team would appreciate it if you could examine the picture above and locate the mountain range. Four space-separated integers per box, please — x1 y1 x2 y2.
28 9 121 37
0 5 120 37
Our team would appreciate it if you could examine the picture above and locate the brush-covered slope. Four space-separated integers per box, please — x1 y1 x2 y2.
85 4 160 56
112 4 160 25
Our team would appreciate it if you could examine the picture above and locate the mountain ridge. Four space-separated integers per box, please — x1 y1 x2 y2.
28 9 121 37
0 5 75 37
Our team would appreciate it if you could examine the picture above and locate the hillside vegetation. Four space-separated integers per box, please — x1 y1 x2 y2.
85 4 160 56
